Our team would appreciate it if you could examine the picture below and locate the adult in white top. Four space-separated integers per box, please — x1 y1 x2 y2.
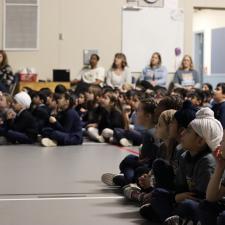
71 54 105 86
106 53 132 91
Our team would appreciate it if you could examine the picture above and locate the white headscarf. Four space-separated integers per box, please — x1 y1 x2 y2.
14 91 31 109
190 107 223 151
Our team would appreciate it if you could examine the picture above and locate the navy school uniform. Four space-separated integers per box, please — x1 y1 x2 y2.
42 107 83 145
199 200 225 225
212 101 225 129
98 108 125 134
129 144 184 205
112 130 160 187
199 175 225 225
32 104 50 133
113 111 145 146
144 148 215 223
5 109 38 144
83 104 103 127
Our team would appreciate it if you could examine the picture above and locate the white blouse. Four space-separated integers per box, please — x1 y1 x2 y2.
106 67 132 89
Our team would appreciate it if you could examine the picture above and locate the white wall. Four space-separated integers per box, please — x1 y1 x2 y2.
193 9 225 74
0 0 127 80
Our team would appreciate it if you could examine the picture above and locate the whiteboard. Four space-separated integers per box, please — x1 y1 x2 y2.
122 7 184 73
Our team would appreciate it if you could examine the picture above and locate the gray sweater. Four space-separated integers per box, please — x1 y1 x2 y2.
175 148 215 198
173 69 200 88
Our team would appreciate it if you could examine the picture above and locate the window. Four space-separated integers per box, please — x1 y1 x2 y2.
3 0 39 50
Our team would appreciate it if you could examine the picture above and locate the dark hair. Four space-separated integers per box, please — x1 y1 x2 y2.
87 85 102 98
140 97 157 115
22 87 36 98
32 92 47 104
0 50 9 68
216 83 225 94
125 90 139 100
112 53 128 70
102 88 114 97
103 90 123 112
202 83 213 92
154 86 167 98
59 92 75 108
39 88 52 97
158 96 183 111
202 90 213 103
55 84 67 94
150 52 162 68
171 88 188 99
90 54 100 61
187 89 204 105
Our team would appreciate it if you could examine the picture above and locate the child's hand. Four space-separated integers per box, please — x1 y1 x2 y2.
7 110 16 120
80 108 87 113
49 116 57 123
175 192 196 202
138 173 151 190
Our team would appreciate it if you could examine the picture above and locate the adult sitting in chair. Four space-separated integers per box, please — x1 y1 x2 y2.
71 54 105 94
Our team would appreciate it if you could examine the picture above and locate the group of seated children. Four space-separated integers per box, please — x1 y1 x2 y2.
99 82 225 225
0 68 225 224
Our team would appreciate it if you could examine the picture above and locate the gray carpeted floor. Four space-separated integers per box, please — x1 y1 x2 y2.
0 143 159 225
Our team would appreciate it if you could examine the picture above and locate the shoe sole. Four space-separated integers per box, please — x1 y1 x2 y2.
101 173 116 186
41 138 57 147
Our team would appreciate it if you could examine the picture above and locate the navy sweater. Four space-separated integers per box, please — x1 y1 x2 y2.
7 109 38 141
52 108 82 137
98 108 125 133
212 101 225 129
32 104 50 132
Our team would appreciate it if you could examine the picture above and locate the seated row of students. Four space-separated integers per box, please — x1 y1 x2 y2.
0 80 224 148
0 88 83 146
101 97 225 225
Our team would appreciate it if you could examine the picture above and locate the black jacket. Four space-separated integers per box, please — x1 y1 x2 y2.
7 109 38 141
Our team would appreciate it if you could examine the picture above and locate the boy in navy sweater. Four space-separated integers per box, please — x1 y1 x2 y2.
41 93 83 147
141 108 223 224
32 92 50 133
212 82 225 129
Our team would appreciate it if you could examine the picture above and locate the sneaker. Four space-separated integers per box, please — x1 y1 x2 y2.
123 186 142 201
101 173 117 186
164 215 188 225
123 183 141 190
97 135 105 143
120 138 132 147
41 138 57 147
